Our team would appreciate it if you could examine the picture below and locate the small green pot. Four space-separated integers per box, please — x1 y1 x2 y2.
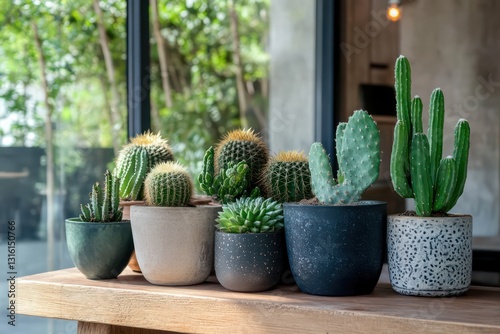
65 218 134 280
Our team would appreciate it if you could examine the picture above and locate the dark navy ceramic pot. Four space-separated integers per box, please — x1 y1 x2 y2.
65 218 134 279
284 201 387 296
215 230 284 292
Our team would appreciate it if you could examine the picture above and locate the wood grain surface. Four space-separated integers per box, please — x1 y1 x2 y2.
17 267 500 334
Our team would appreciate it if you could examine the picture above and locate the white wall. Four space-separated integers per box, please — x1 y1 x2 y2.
401 0 500 236
268 0 316 154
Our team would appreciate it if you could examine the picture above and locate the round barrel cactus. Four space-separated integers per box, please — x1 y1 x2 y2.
144 162 193 207
264 150 313 203
215 129 268 191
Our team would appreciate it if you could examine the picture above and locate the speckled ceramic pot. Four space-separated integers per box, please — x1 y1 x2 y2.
284 201 387 296
130 205 221 285
65 218 134 280
215 230 284 292
387 214 473 297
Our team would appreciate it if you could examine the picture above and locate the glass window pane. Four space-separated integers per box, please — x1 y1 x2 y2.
0 1 127 333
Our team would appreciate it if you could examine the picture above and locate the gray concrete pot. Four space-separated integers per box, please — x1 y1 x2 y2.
215 230 284 292
387 214 473 297
130 205 221 285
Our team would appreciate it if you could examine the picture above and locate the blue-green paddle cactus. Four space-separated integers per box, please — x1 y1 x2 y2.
309 110 381 205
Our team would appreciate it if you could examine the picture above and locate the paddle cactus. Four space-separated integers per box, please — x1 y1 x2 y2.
198 146 259 204
215 129 268 192
144 162 193 207
309 110 381 205
263 151 313 203
215 197 284 233
80 170 123 222
115 131 174 200
390 55 470 216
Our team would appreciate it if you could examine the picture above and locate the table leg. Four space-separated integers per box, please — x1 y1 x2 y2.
77 321 180 334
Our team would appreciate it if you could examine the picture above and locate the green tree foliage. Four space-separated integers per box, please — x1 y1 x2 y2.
0 0 270 180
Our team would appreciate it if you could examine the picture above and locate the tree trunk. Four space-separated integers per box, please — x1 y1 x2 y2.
228 1 249 128
32 22 55 271
93 0 122 155
151 0 173 110
150 98 162 133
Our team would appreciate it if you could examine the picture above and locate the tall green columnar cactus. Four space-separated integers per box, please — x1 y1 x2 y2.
144 162 193 207
263 151 313 203
115 131 174 200
390 55 471 216
80 170 123 222
309 110 380 205
215 129 268 192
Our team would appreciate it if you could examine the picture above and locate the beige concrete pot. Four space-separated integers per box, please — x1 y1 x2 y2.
130 205 221 285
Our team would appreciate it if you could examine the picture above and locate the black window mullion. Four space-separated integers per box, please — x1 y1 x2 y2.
315 0 340 165
127 0 151 138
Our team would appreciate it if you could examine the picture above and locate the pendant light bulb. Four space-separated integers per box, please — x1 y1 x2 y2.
387 2 402 22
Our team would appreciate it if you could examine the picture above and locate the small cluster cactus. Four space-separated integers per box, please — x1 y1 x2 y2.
80 170 123 222
390 55 470 216
309 110 381 205
198 146 259 204
216 197 284 233
263 151 313 203
215 129 269 192
144 162 193 207
114 131 174 200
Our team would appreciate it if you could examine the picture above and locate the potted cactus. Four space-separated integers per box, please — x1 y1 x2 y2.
284 110 387 296
198 146 259 204
214 128 269 193
262 150 313 284
214 197 285 292
263 150 313 203
65 170 134 280
387 55 472 297
114 131 175 272
130 162 221 285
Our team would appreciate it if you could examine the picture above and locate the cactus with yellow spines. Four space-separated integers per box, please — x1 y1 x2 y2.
263 150 313 203
215 129 268 192
391 55 470 216
199 146 259 204
115 131 174 200
144 162 193 207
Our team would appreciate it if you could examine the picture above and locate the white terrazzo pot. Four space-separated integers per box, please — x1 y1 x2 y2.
130 205 221 285
387 214 472 297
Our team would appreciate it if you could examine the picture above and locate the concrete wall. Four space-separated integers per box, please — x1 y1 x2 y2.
268 0 316 153
401 0 500 236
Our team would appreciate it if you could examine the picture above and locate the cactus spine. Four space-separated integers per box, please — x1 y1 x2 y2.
391 55 471 215
215 129 268 192
80 170 123 222
144 162 193 207
263 150 313 203
309 110 380 205
198 146 257 204
115 131 174 200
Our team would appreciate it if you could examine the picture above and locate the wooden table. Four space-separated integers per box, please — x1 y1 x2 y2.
17 268 500 334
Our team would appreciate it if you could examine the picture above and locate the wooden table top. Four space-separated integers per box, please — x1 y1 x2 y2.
17 267 500 334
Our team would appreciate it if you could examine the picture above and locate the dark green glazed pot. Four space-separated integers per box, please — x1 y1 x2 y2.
215 230 284 292
284 201 387 296
65 218 134 280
